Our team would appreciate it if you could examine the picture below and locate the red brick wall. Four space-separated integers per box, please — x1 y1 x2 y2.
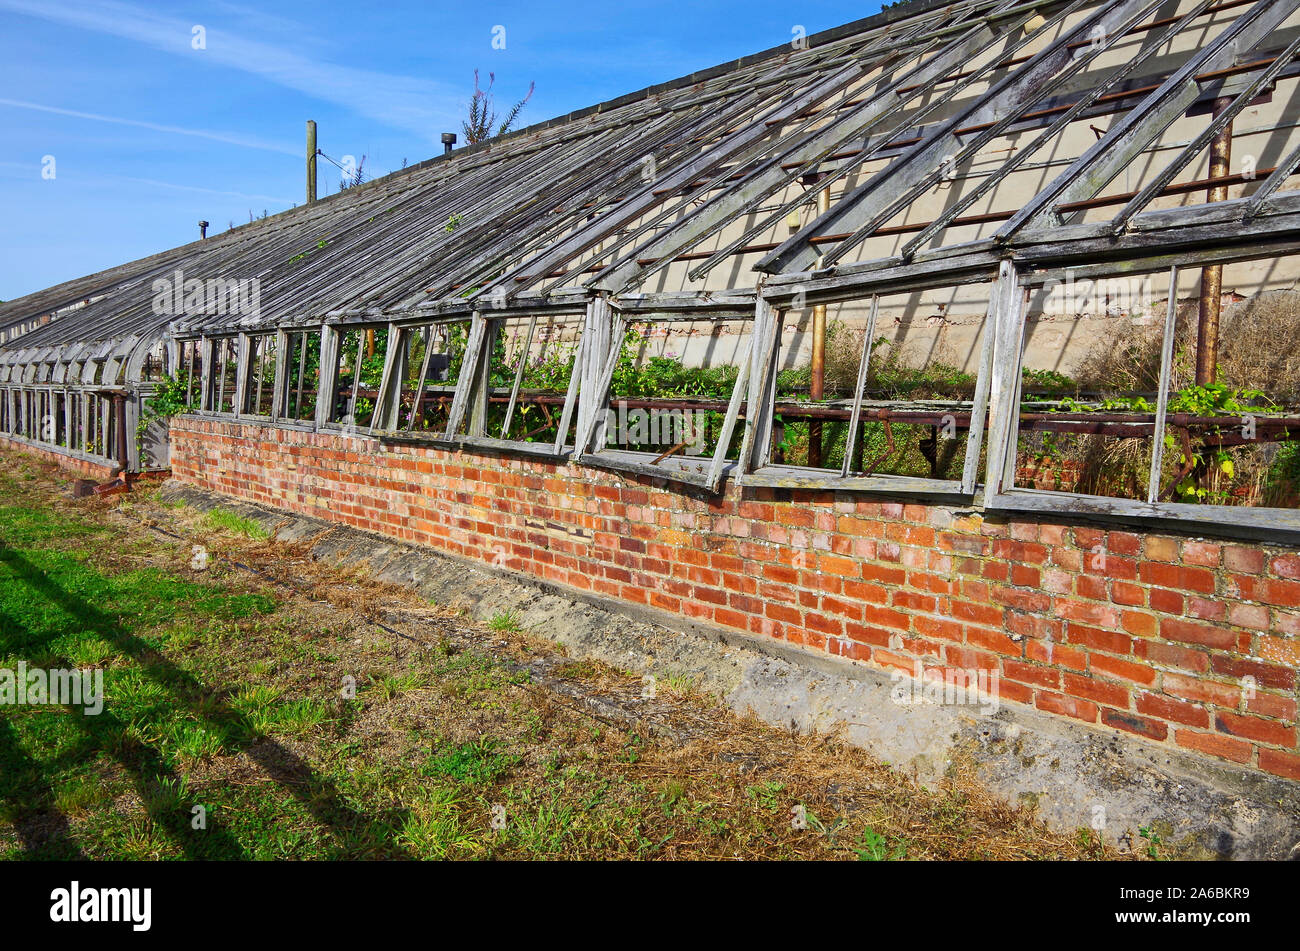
170 417 1300 782
0 435 121 481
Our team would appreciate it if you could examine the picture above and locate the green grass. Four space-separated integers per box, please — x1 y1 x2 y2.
487 610 521 632
0 503 278 859
421 738 519 787
200 508 271 540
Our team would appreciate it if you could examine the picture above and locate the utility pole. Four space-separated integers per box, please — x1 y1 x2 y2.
1196 99 1233 386
808 178 831 467
306 120 318 205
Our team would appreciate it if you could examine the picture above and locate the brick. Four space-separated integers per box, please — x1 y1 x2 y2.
1180 541 1221 567
1134 640 1209 673
765 603 801 626
862 563 907 586
1010 563 1041 588
1263 577 1300 609
994 678 1036 706
842 579 888 603
1007 612 1063 642
1066 623 1131 655
1246 691 1297 721
1160 617 1237 651
844 623 891 647
713 607 747 630
1259 748 1300 781
817 553 858 577
1258 634 1300 667
1009 521 1039 542
1148 587 1184 615
838 515 882 538
862 603 910 632
1186 597 1227 623
944 645 998 671
1056 600 1120 628
967 627 1022 656
1025 639 1087 671
1120 610 1157 639
1215 711 1294 748
1106 531 1142 556
1040 524 1067 546
1075 574 1107 601
1272 610 1300 636
1102 708 1168 741
890 590 937 613
806 613 845 638
1036 691 1098 723
1208 654 1296 691
990 585 1052 613
1002 659 1060 689
1138 562 1216 595
1111 581 1145 607
993 539 1048 564
872 649 917 675
820 595 863 621
1176 729 1252 764
1269 553 1300 580
1042 569 1074 595
1090 653 1156 686
1224 545 1266 574
1143 536 1179 563
1226 602 1269 630
913 614 963 642
1063 672 1129 708
1074 526 1104 550
1162 672 1242 708
1136 691 1210 728
952 600 1004 627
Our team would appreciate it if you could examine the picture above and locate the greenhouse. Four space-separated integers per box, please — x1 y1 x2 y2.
3 0 1300 539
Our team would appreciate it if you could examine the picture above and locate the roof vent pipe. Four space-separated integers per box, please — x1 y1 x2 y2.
199 220 209 240
441 132 457 154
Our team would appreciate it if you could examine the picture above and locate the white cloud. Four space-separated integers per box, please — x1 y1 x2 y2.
0 97 299 156
0 0 460 140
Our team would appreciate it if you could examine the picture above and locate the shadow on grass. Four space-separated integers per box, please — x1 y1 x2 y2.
0 542 413 859
0 714 86 859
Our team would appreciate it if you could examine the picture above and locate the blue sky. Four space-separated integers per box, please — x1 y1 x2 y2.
0 0 883 301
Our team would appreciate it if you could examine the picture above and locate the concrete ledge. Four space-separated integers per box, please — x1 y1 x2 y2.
159 480 1300 860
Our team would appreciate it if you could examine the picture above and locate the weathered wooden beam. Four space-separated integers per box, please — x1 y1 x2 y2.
1110 35 1300 234
961 283 1000 495
982 261 1025 496
841 293 880 478
1000 0 1300 235
1147 266 1180 504
757 0 1113 274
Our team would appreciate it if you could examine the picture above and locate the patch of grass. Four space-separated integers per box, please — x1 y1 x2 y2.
200 508 271 540
396 787 483 859
487 610 521 632
854 827 908 861
421 738 518 787
555 660 598 678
